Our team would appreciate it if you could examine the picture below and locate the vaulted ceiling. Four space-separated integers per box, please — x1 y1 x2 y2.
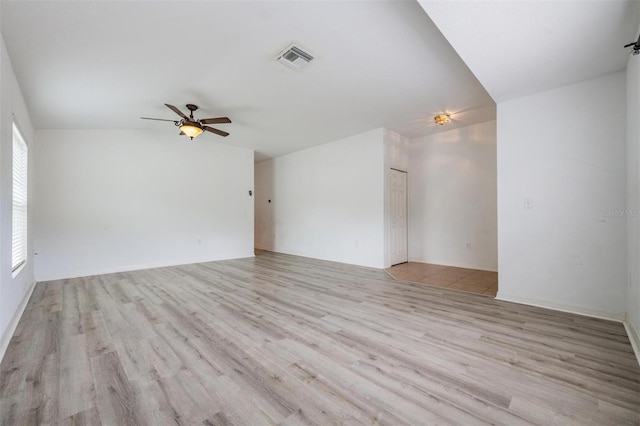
2 1 637 162
0 0 495 161
418 0 639 102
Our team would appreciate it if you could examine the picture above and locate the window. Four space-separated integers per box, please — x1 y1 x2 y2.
12 124 28 273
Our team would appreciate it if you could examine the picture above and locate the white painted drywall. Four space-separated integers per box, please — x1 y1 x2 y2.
626 24 640 350
383 129 410 268
34 129 254 281
0 35 36 361
408 120 498 271
254 129 385 268
497 72 627 319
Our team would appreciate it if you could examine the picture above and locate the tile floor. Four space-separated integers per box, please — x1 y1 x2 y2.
386 262 498 297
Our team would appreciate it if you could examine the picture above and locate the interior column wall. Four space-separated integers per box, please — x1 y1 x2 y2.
254 129 386 268
497 72 627 319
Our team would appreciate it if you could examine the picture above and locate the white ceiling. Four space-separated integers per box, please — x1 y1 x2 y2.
0 0 496 162
419 0 640 102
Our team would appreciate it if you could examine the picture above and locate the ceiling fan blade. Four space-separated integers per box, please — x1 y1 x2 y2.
179 131 185 135
165 103 188 120
200 117 232 124
203 126 229 137
140 117 176 122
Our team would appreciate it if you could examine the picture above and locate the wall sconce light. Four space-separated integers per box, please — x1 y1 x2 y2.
434 114 451 126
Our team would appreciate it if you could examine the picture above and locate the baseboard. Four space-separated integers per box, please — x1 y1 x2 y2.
407 257 498 273
623 318 640 367
35 252 256 282
0 280 37 364
495 292 626 322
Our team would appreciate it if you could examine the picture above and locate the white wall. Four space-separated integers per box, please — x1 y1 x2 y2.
34 129 255 281
0 35 36 361
497 72 627 319
408 121 498 271
255 129 385 268
626 23 640 353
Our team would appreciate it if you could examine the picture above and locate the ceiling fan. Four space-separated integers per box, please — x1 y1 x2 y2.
624 34 640 56
141 104 231 140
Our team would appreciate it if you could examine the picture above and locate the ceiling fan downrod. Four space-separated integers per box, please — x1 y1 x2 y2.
186 104 198 120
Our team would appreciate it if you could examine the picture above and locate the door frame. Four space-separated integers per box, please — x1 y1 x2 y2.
389 168 408 266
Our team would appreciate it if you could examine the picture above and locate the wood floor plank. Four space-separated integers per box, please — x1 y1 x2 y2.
90 351 143 425
80 311 115 358
1 251 639 425
61 406 101 426
57 334 94 419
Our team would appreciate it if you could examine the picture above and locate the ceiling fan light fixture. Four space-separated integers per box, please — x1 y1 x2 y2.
434 114 451 126
142 104 231 139
180 122 204 139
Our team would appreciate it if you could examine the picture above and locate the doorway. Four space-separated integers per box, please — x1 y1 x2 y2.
390 168 408 265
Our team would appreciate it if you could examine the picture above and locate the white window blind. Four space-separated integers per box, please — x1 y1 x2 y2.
12 124 28 273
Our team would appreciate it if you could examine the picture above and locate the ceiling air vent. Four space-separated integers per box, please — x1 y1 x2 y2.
276 44 314 70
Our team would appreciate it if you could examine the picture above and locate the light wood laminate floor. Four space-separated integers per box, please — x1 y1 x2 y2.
1 251 638 425
387 262 498 296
